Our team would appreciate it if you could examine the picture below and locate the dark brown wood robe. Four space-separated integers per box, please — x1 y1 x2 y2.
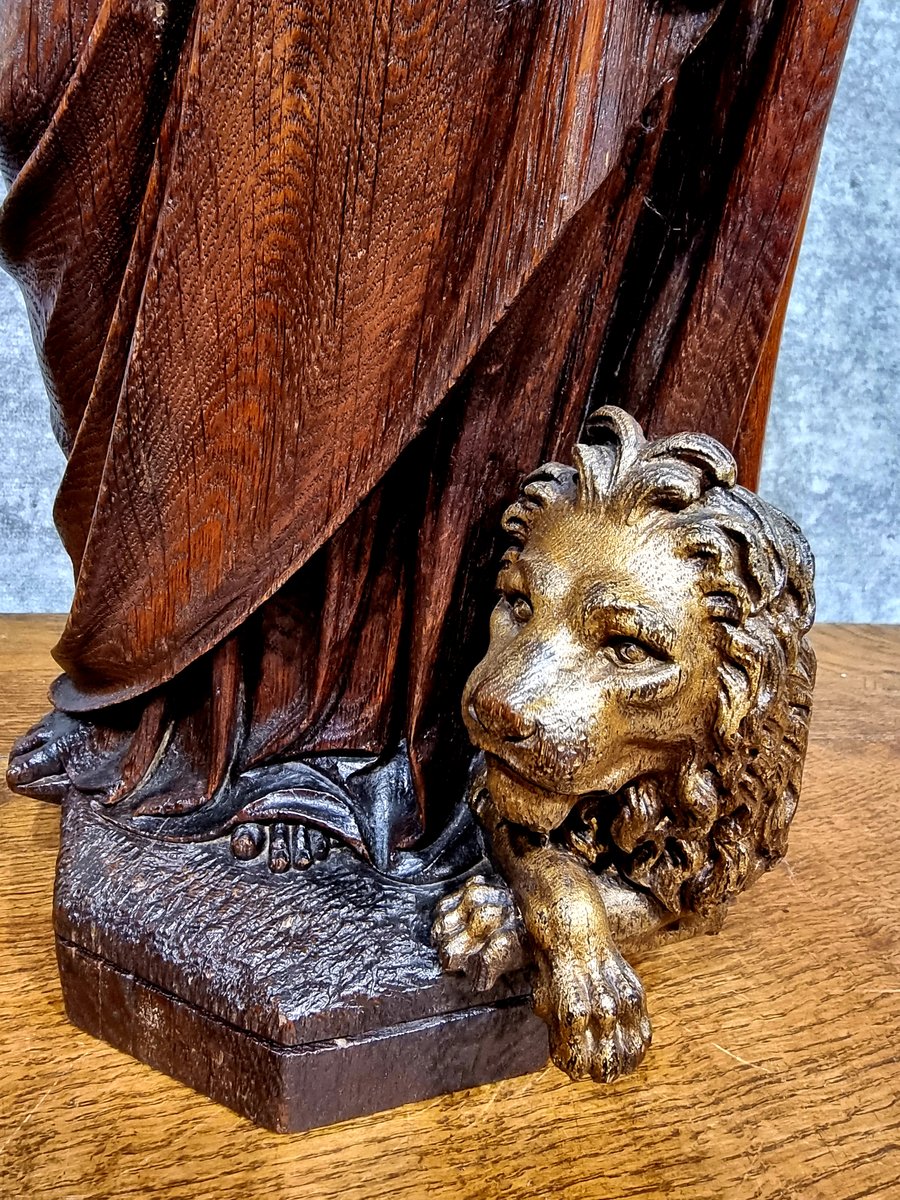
0 0 856 846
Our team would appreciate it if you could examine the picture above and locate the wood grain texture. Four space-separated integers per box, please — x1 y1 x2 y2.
1 617 898 1199
0 0 857 711
0 0 858 845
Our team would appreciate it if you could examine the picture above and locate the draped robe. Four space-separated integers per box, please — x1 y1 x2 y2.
0 0 855 848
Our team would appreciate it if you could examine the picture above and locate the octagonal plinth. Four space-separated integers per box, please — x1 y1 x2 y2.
53 798 548 1132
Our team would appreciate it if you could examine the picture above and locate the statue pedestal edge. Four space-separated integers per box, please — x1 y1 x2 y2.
52 796 548 1132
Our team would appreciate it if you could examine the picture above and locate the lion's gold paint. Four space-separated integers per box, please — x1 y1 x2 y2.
434 407 816 1084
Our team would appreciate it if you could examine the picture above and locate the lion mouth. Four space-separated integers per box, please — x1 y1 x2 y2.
483 749 578 799
465 703 586 794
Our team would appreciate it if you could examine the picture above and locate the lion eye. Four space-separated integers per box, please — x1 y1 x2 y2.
608 638 652 666
507 594 533 624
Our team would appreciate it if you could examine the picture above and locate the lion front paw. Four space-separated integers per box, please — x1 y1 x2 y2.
533 943 651 1083
432 874 528 991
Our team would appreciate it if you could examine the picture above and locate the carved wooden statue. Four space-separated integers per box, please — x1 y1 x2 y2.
0 0 843 1131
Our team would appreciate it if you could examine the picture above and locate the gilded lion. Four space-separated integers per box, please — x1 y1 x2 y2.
433 405 816 1083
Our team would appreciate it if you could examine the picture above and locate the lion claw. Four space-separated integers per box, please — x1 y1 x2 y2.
432 873 528 991
533 944 651 1083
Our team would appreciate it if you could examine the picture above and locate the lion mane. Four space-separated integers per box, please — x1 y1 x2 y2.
499 406 816 920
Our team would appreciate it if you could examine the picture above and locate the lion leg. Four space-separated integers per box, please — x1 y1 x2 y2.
595 870 729 953
480 799 652 1082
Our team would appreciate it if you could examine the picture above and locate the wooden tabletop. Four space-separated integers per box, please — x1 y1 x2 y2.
0 617 898 1200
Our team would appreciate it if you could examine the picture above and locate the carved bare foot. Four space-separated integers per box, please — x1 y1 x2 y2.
532 942 651 1083
230 822 331 871
432 873 528 990
6 711 87 800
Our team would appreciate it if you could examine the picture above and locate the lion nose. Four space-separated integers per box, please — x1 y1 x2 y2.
469 683 537 744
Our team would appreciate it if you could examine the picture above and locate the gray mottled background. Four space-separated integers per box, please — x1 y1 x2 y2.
1 0 897 619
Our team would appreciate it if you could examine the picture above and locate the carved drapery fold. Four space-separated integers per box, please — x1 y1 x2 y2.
0 0 856 839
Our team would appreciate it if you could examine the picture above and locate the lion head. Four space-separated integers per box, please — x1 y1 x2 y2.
463 406 815 918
